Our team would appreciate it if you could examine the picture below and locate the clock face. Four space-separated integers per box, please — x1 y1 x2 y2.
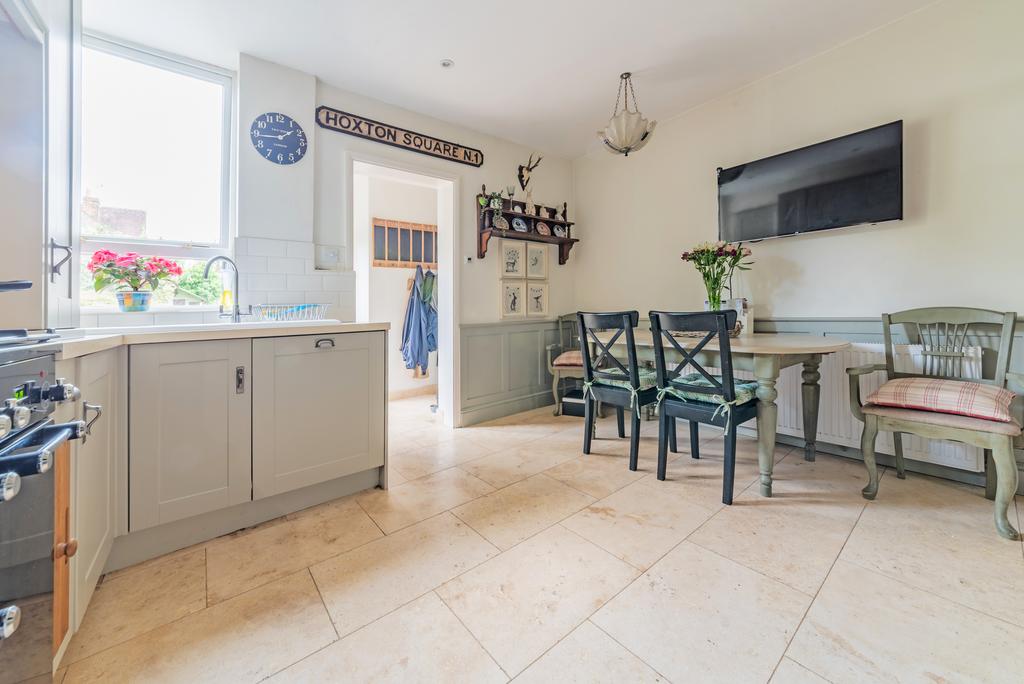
250 112 307 165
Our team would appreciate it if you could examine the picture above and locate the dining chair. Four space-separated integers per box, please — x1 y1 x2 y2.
649 310 759 505
577 311 662 470
546 313 586 416
848 307 1022 540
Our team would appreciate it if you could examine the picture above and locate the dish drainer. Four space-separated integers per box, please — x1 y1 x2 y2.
250 304 328 322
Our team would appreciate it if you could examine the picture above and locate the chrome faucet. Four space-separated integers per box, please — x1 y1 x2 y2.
203 256 248 323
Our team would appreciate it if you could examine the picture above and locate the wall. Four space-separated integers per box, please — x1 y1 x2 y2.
571 0 1024 319
365 175 439 395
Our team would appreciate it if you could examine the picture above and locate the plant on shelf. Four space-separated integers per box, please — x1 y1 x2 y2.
680 241 753 311
87 249 183 313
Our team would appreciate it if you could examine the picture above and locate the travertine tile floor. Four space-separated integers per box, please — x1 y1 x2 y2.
58 397 1024 683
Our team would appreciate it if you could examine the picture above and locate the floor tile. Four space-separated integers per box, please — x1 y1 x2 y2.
459 442 578 488
770 657 830 683
64 548 207 664
355 467 495 533
437 525 638 676
562 479 716 570
689 454 868 595
593 541 810 683
63 571 336 683
839 472 1024 627
787 559 1024 683
310 512 497 636
514 621 665 683
452 474 595 550
206 495 383 604
543 452 647 499
391 437 496 481
269 592 506 683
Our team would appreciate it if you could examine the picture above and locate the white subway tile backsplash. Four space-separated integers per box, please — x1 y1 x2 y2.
321 273 356 292
97 313 155 327
267 257 306 274
304 291 340 305
78 314 98 328
286 274 321 291
236 255 268 273
285 241 315 259
248 274 288 291
154 312 206 326
243 237 289 257
267 292 298 305
238 291 268 307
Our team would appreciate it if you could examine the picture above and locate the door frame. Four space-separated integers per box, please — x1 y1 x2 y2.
345 150 462 427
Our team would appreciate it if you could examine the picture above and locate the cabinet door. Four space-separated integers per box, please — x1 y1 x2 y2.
253 332 385 499
129 340 251 531
54 443 70 655
72 348 118 628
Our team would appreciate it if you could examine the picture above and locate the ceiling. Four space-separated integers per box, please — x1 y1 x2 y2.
83 0 935 158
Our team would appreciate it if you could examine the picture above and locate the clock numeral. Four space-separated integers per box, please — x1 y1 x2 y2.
256 139 264 148
258 120 267 129
275 114 284 123
264 148 272 158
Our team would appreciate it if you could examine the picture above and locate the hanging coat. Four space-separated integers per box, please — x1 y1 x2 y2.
401 265 438 374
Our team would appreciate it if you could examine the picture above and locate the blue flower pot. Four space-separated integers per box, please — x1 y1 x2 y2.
117 291 152 312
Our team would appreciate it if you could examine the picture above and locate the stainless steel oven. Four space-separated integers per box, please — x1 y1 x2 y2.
0 346 86 684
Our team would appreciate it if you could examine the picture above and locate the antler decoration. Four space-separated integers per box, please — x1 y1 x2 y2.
517 153 543 191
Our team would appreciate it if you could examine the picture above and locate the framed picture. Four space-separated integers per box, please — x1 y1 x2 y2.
526 282 549 317
500 279 526 319
526 244 548 279
500 240 525 277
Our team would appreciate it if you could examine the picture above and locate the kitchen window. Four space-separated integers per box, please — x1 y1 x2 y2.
80 35 232 307
372 218 437 269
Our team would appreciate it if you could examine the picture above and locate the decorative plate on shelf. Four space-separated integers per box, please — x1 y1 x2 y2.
553 224 567 238
511 217 529 232
535 222 551 236
494 215 510 231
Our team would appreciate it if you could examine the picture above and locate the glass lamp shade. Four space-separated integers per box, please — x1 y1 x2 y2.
597 110 657 156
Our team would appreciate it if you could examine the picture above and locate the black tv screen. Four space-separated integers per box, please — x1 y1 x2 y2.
718 121 902 242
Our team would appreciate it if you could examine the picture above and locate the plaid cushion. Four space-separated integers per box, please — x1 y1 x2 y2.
867 378 1016 423
594 367 658 391
663 372 758 407
552 350 583 367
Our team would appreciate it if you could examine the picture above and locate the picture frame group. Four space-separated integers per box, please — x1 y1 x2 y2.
500 240 549 319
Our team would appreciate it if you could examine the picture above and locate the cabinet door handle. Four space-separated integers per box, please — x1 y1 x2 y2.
81 402 103 445
235 366 246 394
314 338 335 349
55 538 79 559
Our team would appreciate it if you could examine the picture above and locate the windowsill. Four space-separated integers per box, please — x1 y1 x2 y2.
81 304 220 314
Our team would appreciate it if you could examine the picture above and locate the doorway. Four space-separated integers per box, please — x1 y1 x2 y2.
351 160 458 427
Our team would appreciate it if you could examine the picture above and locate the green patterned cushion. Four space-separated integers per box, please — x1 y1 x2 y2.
663 372 758 406
594 367 658 391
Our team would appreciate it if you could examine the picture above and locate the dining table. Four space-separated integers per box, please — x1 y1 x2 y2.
597 331 852 497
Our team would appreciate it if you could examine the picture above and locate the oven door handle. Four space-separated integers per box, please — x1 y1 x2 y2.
0 421 84 477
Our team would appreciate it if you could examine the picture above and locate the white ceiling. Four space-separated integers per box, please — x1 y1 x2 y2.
83 0 935 158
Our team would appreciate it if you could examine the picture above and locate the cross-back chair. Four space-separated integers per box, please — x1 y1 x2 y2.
546 313 585 416
649 310 759 504
848 307 1022 540
577 311 662 470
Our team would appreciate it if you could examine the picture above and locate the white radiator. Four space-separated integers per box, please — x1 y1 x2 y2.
736 343 984 472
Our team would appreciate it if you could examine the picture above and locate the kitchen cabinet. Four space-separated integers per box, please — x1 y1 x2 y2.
129 340 252 531
71 348 119 628
53 442 71 655
253 332 385 499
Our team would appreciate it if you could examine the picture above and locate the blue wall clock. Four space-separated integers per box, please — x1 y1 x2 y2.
250 112 307 165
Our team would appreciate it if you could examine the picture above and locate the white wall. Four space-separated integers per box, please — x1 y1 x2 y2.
365 176 439 395
572 0 1024 319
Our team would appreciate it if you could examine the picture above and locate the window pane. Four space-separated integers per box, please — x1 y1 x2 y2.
400 229 411 261
81 47 225 245
411 230 422 262
424 232 434 263
373 226 385 260
386 227 398 260
79 254 221 308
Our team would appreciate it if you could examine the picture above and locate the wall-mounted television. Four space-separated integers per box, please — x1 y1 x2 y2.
718 121 902 242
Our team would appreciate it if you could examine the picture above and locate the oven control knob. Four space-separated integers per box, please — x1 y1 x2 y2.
12 405 30 429
36 449 53 475
0 605 20 640
50 379 81 403
0 413 10 439
0 472 20 503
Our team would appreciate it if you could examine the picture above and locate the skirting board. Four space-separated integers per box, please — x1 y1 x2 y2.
105 467 381 572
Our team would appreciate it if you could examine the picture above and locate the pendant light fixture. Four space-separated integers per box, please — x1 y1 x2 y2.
596 72 656 156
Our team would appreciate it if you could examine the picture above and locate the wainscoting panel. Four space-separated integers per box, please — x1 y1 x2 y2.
460 320 558 425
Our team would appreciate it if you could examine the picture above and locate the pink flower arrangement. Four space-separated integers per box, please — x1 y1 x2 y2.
680 241 753 310
88 250 183 293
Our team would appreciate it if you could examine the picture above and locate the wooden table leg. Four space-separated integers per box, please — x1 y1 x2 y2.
754 356 780 497
801 355 822 462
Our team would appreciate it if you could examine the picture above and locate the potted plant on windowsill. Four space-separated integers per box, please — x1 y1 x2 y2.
87 250 183 313
680 241 752 312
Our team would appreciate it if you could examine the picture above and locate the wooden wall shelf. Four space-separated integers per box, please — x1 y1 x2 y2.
476 186 579 265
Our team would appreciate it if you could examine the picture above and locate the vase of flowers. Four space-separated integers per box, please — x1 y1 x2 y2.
680 241 753 311
87 250 183 313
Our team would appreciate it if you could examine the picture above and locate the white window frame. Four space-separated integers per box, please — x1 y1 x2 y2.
80 32 234 261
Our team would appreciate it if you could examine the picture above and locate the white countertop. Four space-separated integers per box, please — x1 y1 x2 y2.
40 320 391 360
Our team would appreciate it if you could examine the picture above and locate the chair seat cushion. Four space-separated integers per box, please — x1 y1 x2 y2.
863 404 1022 436
663 373 759 407
594 367 658 391
552 350 583 367
867 377 1017 423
